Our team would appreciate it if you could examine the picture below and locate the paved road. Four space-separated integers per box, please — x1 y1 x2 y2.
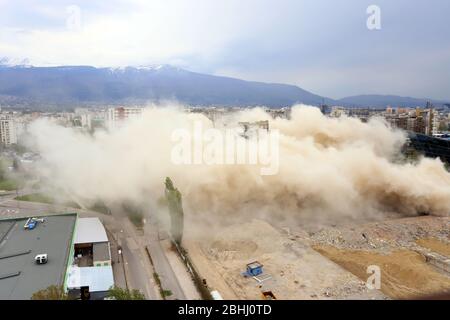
105 229 127 290
104 215 160 300
121 238 158 299
145 223 186 300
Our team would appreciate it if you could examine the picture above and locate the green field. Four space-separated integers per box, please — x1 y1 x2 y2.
88 200 111 215
14 193 81 209
0 179 19 191
14 193 55 204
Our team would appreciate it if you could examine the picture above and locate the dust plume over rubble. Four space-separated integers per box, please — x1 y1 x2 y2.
24 105 450 236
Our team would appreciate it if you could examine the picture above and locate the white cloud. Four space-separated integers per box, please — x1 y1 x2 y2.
0 0 267 67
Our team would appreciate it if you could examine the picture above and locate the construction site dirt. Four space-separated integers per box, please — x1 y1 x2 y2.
183 216 450 300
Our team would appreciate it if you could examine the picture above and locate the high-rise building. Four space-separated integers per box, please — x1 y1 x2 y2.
319 104 331 115
0 116 17 145
428 109 440 136
106 107 144 129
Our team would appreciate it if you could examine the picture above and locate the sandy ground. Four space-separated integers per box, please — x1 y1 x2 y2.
311 216 450 299
184 216 450 300
314 246 450 299
416 238 450 257
185 241 240 300
185 219 385 300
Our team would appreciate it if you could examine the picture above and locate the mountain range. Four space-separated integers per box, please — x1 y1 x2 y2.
0 60 448 109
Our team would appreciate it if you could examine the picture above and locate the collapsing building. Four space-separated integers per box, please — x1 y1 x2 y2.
238 120 269 139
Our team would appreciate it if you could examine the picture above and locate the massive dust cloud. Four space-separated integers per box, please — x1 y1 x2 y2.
24 105 450 235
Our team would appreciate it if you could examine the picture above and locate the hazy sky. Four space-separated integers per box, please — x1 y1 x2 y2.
0 0 449 100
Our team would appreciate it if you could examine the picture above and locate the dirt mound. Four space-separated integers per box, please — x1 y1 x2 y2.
416 238 450 257
314 245 450 299
311 216 450 251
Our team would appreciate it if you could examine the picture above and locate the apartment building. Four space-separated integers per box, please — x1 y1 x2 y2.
106 107 144 129
0 117 17 145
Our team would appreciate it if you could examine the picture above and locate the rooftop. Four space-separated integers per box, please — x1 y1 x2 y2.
74 217 108 244
93 242 110 263
66 265 114 292
0 214 77 299
247 261 263 269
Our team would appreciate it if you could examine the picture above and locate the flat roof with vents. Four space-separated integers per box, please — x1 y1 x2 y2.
0 214 76 300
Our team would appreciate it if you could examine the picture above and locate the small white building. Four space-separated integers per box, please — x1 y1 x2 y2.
74 217 112 267
68 217 114 299
67 265 114 300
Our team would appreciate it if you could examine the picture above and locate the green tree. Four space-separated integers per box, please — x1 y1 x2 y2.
162 289 173 298
107 286 145 300
31 285 69 300
164 177 184 245
438 121 449 132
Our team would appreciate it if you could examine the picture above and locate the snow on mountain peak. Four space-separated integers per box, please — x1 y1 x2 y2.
105 64 187 75
0 57 32 68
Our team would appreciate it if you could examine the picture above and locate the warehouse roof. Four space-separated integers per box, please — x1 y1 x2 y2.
0 214 77 299
66 265 114 292
74 218 108 244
